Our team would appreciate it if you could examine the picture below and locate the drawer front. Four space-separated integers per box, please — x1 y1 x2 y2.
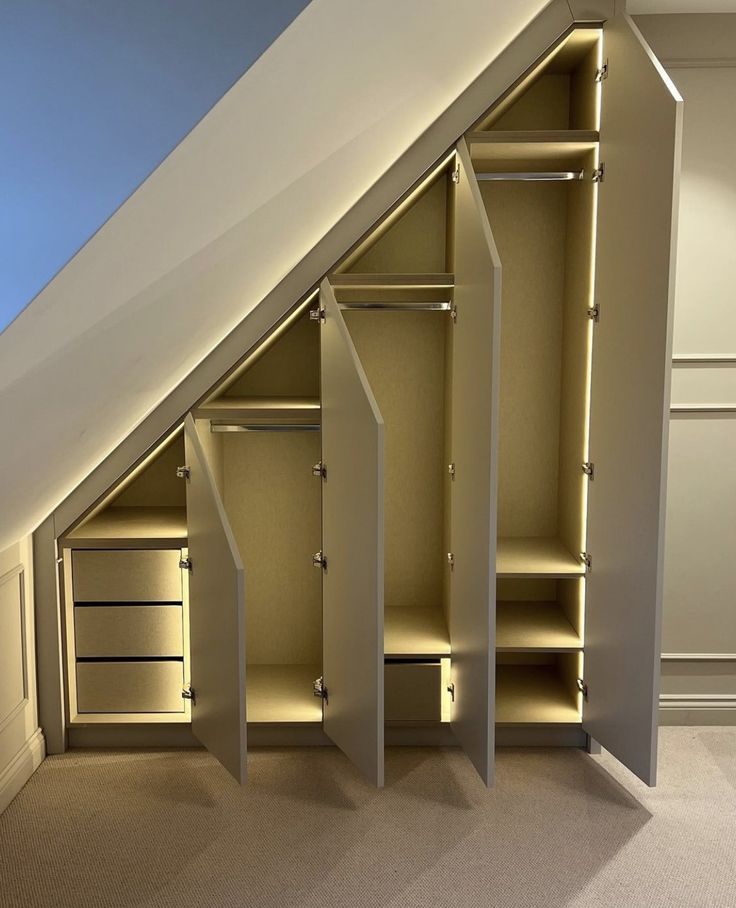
385 661 441 722
75 605 183 658
76 661 185 713
72 550 182 602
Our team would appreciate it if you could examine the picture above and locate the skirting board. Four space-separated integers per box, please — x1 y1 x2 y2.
0 728 46 816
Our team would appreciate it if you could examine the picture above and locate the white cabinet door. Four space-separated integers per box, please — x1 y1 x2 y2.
184 414 247 783
584 12 682 785
449 140 501 787
320 279 385 787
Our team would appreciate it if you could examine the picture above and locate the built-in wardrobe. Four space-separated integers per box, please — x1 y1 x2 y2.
58 12 681 789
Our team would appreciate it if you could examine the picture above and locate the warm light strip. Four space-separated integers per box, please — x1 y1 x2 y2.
476 171 584 182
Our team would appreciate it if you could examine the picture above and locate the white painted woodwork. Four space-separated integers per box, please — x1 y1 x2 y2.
76 661 185 714
0 569 26 727
583 12 682 785
447 141 499 786
385 663 442 723
74 605 184 658
184 415 247 784
72 549 182 602
320 279 384 787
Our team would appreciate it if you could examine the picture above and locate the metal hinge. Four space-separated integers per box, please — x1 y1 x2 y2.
586 305 600 322
447 681 455 703
447 552 455 569
448 462 456 479
580 552 592 573
176 465 190 480
450 302 457 323
311 461 327 479
582 461 595 479
595 61 608 83
182 685 196 704
577 678 589 699
592 162 605 183
313 676 328 704
451 166 460 184
312 551 327 571
179 557 192 572
309 304 326 323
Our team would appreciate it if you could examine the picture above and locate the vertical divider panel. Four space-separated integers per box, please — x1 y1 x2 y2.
184 414 247 784
320 279 385 788
449 139 502 786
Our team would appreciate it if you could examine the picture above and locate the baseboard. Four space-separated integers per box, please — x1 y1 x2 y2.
0 728 46 815
660 706 736 726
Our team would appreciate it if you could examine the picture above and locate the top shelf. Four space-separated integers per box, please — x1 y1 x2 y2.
64 506 187 549
329 273 454 290
467 130 598 172
497 537 585 579
195 396 320 424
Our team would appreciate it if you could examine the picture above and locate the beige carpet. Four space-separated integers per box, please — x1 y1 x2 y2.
1 728 735 908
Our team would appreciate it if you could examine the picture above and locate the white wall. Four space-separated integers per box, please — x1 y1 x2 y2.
637 14 736 723
0 0 548 552
0 540 45 814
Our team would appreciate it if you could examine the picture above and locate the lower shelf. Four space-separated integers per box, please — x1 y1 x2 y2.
495 664 581 725
246 664 323 724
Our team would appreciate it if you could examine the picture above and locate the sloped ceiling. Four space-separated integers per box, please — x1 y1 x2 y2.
0 0 550 550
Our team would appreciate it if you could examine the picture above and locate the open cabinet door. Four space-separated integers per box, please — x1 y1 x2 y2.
584 11 682 785
319 279 385 787
448 140 501 787
183 414 247 784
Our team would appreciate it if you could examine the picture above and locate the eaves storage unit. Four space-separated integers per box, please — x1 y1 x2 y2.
44 7 681 790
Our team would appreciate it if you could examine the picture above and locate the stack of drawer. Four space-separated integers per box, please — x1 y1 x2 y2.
71 549 186 716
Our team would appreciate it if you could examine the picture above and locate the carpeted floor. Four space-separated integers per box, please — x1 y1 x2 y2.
0 727 734 908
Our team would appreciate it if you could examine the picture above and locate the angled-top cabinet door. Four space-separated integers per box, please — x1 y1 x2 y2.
449 140 501 787
584 12 682 786
319 279 385 788
183 414 247 784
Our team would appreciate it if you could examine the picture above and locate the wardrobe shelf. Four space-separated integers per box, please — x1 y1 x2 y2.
65 507 187 548
467 130 598 172
497 537 585 579
384 606 450 659
496 601 582 652
328 273 454 289
196 396 321 424
496 665 581 725
246 664 323 724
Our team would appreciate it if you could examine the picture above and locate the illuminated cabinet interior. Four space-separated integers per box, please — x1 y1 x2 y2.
57 14 680 790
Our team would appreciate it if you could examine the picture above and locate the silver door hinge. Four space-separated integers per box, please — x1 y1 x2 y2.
586 305 600 322
311 461 327 480
447 681 455 702
176 465 190 480
310 304 326 323
594 61 608 83
313 676 328 704
576 678 589 699
179 557 192 572
582 461 595 479
448 462 456 479
182 685 196 704
312 551 327 571
450 302 457 323
580 552 592 573
451 166 460 184
592 162 605 183
447 552 455 568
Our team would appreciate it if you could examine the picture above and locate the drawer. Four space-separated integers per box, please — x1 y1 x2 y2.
72 550 182 602
75 605 183 658
76 661 185 714
385 661 441 722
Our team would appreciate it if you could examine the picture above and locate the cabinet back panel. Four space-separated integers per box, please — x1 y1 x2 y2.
481 182 568 538
346 177 448 274
223 432 321 665
224 313 319 399
110 434 186 508
344 311 446 609
490 75 571 131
